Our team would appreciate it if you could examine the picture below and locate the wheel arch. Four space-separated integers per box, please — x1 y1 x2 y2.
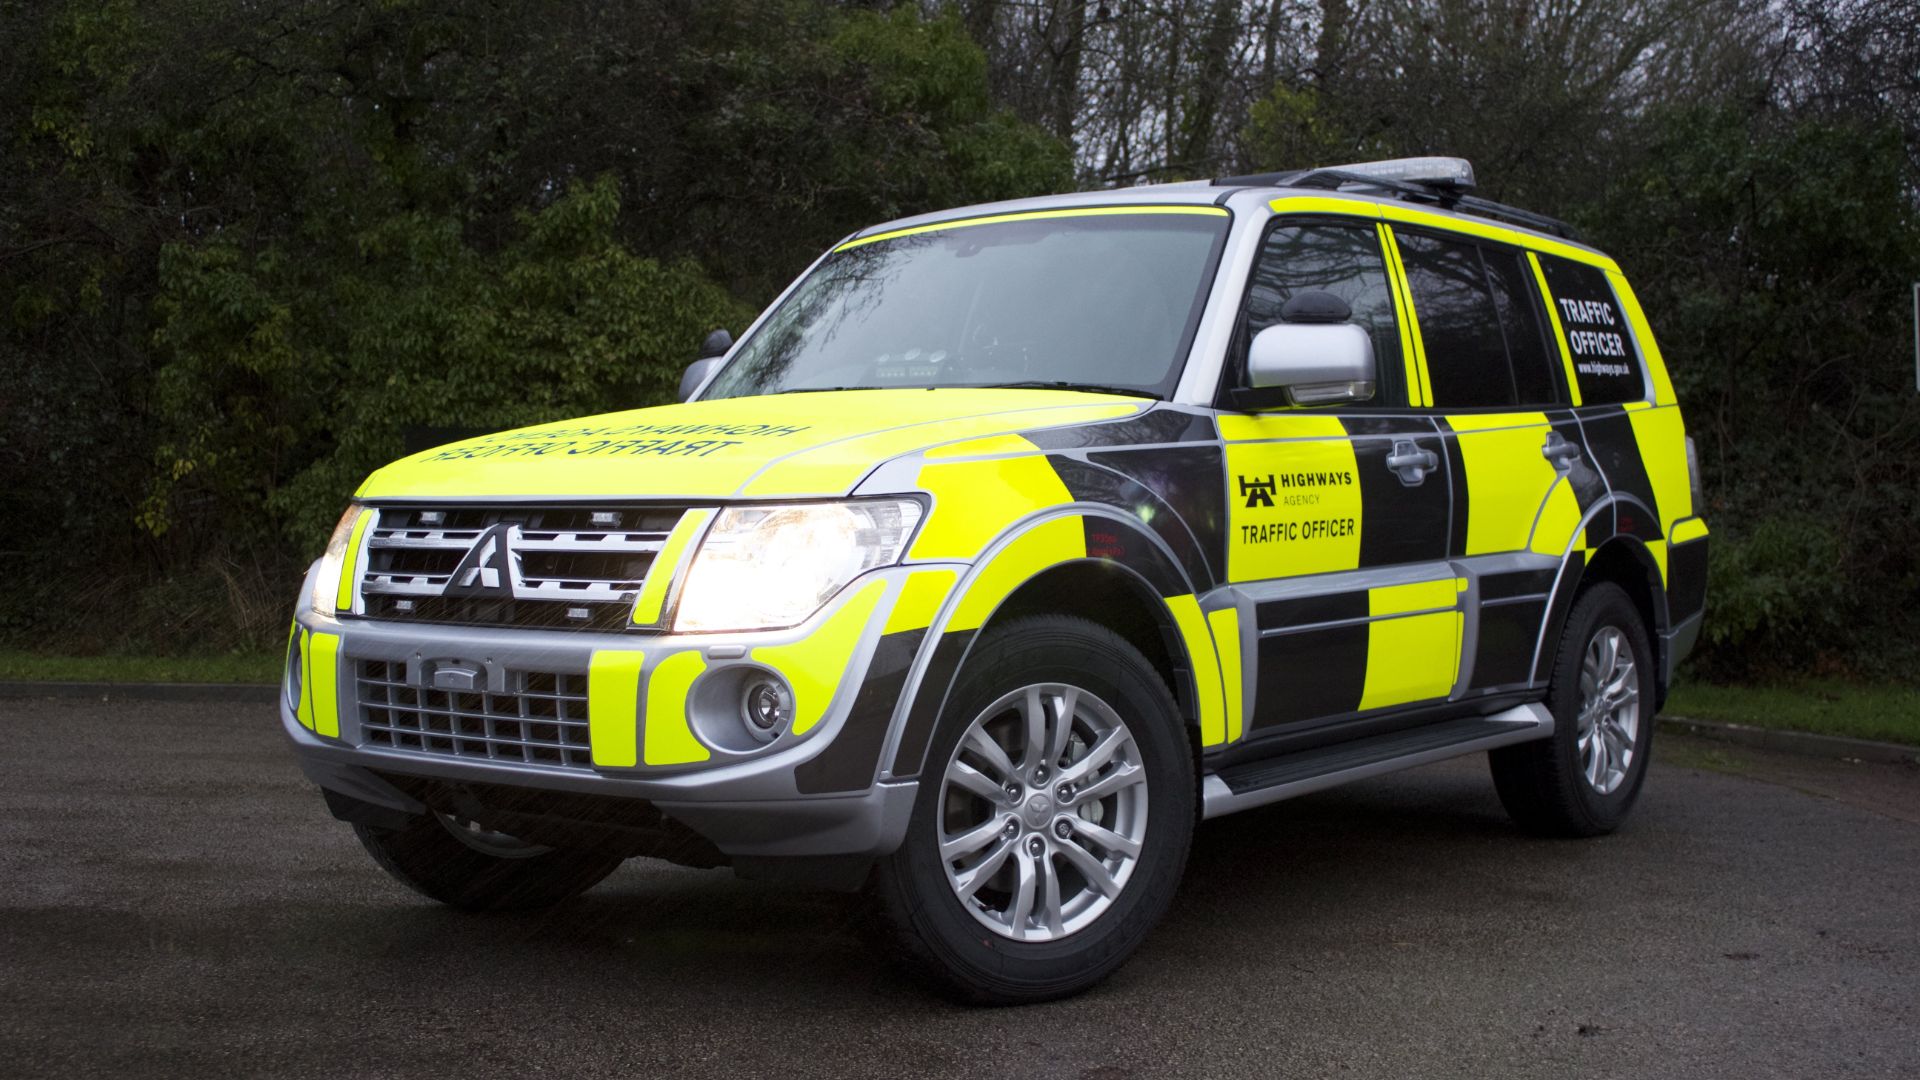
886 509 1220 780
983 558 1200 742
1541 531 1671 708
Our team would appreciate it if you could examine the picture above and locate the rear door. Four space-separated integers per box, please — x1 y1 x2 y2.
1217 217 1461 739
1387 227 1601 695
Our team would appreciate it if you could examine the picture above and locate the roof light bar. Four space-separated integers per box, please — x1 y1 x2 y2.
1318 156 1476 190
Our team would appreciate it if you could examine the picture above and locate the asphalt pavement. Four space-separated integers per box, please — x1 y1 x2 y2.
3 696 1916 1079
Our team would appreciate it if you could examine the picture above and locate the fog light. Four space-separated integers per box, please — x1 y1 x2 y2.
741 679 793 737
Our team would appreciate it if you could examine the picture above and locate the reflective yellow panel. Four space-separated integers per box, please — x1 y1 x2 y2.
1167 595 1226 746
643 652 710 767
752 580 887 736
588 650 647 767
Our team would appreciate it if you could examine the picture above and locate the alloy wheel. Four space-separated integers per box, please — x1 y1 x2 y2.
935 683 1149 941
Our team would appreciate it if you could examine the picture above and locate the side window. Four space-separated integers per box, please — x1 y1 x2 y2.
1536 255 1646 404
1483 249 1561 405
1230 221 1404 404
1395 230 1515 407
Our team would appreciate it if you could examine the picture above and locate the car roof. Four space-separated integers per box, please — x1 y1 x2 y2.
846 178 1611 265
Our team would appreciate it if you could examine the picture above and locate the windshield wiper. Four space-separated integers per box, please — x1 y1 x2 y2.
774 386 884 394
973 380 1160 400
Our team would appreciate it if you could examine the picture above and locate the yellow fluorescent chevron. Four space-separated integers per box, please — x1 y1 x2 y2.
1223 434 1363 580
885 569 958 635
752 580 887 737
1208 607 1244 743
1442 411 1550 433
1671 517 1710 546
1215 413 1348 442
744 403 1138 497
1359 611 1458 711
1530 478 1584 558
355 390 1137 501
912 454 1075 561
923 434 1041 460
644 652 710 766
1368 578 1458 617
335 510 372 614
1627 404 1694 526
630 508 714 625
1167 595 1226 746
1609 271 1676 405
1269 196 1384 217
1379 203 1621 272
307 631 342 738
1448 417 1560 556
839 205 1229 250
587 651 647 767
1529 252 1584 407
1381 227 1432 406
948 517 1087 632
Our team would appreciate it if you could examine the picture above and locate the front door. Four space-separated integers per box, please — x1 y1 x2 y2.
1218 218 1461 738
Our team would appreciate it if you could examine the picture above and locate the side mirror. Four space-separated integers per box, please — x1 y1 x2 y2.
679 357 721 402
680 328 734 402
1248 322 1375 406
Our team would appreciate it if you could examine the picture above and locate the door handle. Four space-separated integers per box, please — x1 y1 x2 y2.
1386 439 1439 486
1542 431 1583 470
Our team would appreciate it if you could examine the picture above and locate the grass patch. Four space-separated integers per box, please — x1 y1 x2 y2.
1666 679 1920 747
0 651 281 685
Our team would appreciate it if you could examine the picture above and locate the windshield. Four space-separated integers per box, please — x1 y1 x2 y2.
703 208 1230 400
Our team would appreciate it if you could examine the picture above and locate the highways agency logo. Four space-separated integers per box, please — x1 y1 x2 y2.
1240 474 1277 508
1239 468 1354 508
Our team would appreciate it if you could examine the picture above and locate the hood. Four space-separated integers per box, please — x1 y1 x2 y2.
355 389 1147 501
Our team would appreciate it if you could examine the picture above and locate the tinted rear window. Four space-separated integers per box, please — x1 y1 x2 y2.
1483 249 1561 406
1396 230 1514 407
1537 255 1646 404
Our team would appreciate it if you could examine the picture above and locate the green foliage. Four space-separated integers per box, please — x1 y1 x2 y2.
147 177 747 554
0 0 1066 654
1242 68 1920 682
1587 107 1920 679
1666 678 1920 747
1243 86 1377 174
1703 516 1846 656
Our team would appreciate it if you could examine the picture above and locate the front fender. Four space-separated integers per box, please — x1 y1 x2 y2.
879 507 1236 781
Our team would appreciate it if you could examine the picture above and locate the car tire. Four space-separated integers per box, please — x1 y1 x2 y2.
353 812 625 911
1489 581 1657 837
871 614 1195 1004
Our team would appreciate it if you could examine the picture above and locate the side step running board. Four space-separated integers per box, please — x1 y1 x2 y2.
1201 702 1554 819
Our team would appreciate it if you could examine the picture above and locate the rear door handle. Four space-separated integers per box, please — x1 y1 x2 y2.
1542 431 1583 470
1386 439 1439 486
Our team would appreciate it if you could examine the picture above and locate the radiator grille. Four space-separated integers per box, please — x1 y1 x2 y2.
355 659 593 770
356 505 689 631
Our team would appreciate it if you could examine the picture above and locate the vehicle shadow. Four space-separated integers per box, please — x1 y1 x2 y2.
275 758 1567 1005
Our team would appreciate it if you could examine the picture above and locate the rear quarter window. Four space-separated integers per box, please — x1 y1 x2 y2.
1537 255 1647 405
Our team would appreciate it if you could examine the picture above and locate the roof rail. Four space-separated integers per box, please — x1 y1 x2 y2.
1212 156 1580 241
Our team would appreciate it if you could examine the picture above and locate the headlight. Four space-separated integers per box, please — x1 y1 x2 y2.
311 505 369 618
673 499 923 633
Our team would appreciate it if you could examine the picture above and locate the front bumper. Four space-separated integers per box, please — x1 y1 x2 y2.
282 565 933 860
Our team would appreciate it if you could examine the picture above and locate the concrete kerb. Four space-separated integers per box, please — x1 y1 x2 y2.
1659 714 1917 766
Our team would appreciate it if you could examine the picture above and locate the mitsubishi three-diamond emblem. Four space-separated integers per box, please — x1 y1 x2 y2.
442 523 521 599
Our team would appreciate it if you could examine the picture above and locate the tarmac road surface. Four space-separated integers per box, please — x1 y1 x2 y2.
2 696 1916 1079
